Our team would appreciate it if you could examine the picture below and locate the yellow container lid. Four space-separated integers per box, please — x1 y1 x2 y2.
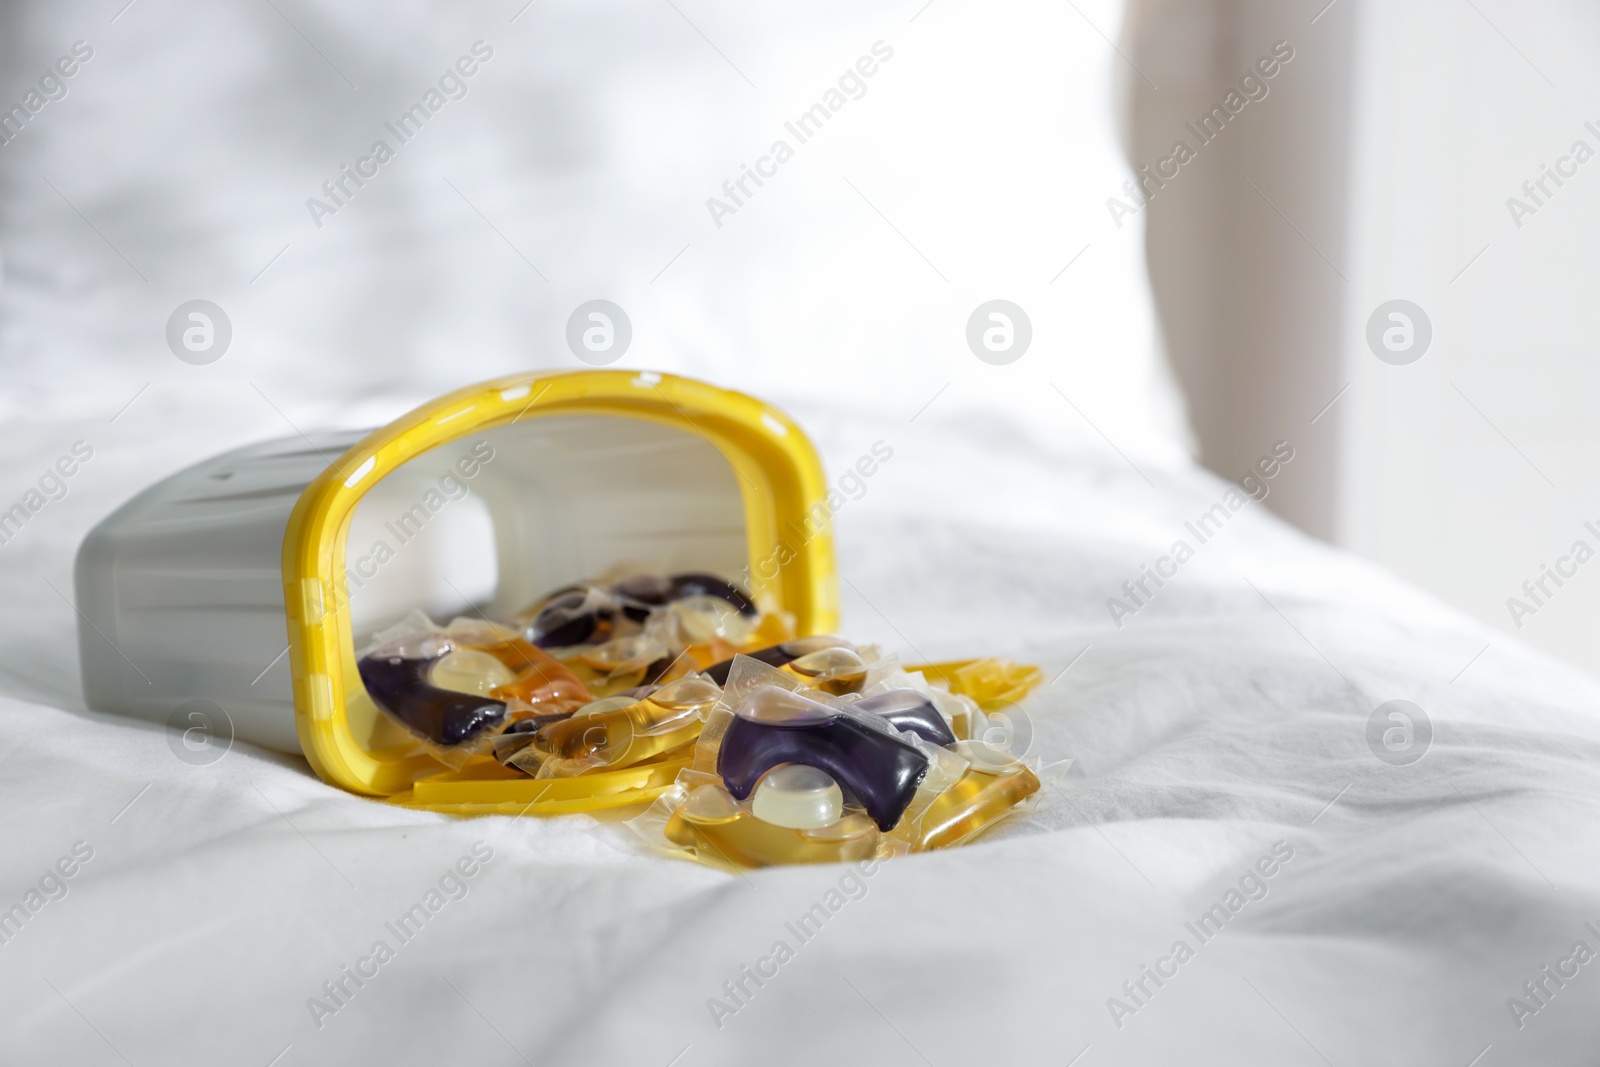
281 370 839 803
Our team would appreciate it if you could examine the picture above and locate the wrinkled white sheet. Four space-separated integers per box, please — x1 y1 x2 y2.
3 389 1599 1067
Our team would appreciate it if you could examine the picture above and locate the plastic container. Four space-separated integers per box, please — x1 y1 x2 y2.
75 370 838 813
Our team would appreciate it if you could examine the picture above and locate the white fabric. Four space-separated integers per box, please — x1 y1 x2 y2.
3 394 1600 1065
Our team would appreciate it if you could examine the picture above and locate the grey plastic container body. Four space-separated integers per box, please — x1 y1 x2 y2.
75 416 748 753
74 431 364 752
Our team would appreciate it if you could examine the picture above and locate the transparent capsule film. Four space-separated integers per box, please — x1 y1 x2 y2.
360 609 449 659
856 645 898 687
371 697 505 770
624 780 692 857
629 768 898 871
560 633 680 698
468 637 595 718
508 678 718 779
580 634 666 671
882 733 970 842
521 586 636 650
412 685 514 768
439 615 522 649
785 644 900 696
892 745 1069 853
646 595 757 649
783 646 868 695
964 701 1036 766
509 696 627 778
943 658 1045 710
856 668 976 740
490 707 548 765
625 769 730 863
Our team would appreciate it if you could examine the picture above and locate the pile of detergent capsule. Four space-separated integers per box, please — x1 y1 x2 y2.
356 571 1056 869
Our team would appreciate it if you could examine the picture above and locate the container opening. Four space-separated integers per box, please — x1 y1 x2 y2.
339 413 750 756
343 448 499 642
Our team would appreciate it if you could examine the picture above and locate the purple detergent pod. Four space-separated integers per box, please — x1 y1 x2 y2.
612 574 674 621
853 690 956 747
703 634 853 685
717 686 929 831
526 587 621 648
667 573 757 617
612 572 755 623
357 646 506 747
503 709 575 734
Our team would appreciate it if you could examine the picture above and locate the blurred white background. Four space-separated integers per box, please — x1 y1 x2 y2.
5 0 1598 676
1128 0 1600 675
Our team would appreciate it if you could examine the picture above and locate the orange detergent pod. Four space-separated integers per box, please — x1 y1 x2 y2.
479 637 593 714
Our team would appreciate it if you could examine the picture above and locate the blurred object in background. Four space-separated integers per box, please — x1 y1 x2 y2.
1130 0 1600 676
1124 0 1354 542
1342 0 1600 673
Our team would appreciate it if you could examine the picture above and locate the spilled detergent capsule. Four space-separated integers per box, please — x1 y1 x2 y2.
852 690 957 747
612 573 674 621
932 658 1044 711
733 686 838 725
568 634 675 695
648 676 723 712
490 709 574 763
783 646 868 696
357 619 598 752
750 764 845 830
357 640 506 748
611 572 756 622
703 635 853 685
351 566 1051 867
530 695 637 758
522 587 624 648
665 573 756 616
662 595 756 647
573 634 662 673
516 675 722 778
717 686 929 831
908 740 1041 852
664 783 881 867
677 638 741 674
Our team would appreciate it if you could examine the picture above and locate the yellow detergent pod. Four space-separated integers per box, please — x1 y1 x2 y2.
905 755 1041 852
663 783 882 868
910 658 1043 711
74 371 838 812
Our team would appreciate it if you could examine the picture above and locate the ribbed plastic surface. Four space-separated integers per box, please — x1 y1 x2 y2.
75 431 366 752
